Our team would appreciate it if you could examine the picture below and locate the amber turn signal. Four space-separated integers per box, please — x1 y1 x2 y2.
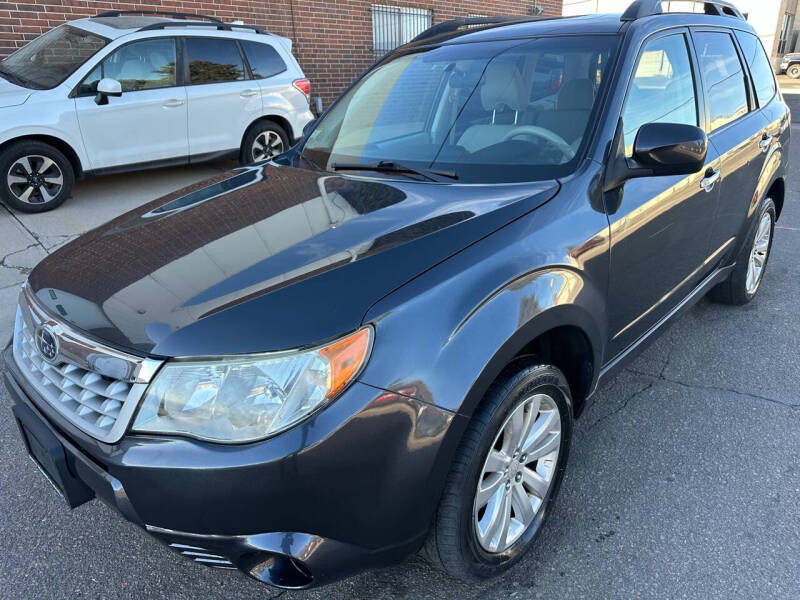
319 327 372 399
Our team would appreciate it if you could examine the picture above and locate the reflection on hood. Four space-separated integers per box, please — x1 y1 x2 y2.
29 162 558 355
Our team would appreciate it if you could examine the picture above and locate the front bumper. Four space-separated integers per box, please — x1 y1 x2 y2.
2 346 462 588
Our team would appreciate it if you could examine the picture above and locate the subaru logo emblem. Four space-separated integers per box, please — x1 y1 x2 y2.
35 325 59 363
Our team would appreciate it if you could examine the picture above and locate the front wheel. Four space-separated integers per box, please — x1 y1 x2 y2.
425 361 572 582
0 140 74 213
787 64 800 79
240 121 289 165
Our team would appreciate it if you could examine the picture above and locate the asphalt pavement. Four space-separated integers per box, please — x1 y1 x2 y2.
1 107 799 600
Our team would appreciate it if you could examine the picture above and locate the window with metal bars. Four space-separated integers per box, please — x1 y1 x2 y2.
371 5 432 55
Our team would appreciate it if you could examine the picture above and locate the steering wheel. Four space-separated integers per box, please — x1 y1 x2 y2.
501 126 574 161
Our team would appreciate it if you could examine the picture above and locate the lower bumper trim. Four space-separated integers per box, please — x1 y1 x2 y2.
147 525 427 589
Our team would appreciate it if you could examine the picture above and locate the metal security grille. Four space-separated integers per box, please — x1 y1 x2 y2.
371 5 432 55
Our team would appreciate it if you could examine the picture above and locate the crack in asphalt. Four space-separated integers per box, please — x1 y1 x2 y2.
626 367 800 411
582 381 656 433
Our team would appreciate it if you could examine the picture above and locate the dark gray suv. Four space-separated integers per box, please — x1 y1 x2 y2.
3 0 789 590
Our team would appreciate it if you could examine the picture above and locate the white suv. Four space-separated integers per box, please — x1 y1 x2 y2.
0 11 315 212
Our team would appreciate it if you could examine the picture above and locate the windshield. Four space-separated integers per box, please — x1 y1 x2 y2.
302 35 618 184
0 25 108 89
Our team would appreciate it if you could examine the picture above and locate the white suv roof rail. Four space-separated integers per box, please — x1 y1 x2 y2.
92 10 270 35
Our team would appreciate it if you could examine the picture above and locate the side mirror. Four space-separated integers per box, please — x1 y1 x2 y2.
632 122 708 176
95 78 122 106
603 121 708 192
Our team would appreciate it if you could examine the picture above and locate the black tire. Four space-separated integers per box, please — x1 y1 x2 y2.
708 196 776 305
0 140 74 213
425 361 573 582
787 64 800 79
240 120 290 165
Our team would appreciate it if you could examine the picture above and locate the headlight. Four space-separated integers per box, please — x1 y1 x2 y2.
131 327 372 443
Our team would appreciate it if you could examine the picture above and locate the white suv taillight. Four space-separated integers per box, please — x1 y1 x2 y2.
293 78 311 99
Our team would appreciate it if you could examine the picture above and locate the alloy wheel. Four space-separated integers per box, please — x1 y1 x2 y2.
473 393 561 553
745 212 772 295
251 130 284 162
7 155 64 205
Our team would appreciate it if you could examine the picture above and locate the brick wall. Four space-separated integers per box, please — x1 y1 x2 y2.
1 0 562 107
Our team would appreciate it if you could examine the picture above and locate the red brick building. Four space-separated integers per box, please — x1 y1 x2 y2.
0 0 563 107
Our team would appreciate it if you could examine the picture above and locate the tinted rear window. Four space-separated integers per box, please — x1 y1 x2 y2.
242 41 287 79
692 32 748 130
185 38 245 84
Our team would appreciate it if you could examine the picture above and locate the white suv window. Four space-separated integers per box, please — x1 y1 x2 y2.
241 41 287 79
78 38 177 95
185 37 245 84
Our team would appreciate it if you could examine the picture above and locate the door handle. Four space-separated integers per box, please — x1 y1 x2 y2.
758 133 773 153
240 89 259 98
163 99 185 108
700 168 720 193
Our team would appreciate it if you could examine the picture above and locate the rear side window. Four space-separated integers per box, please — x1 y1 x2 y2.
735 30 777 107
185 38 245 84
692 32 748 130
622 34 698 156
242 41 287 79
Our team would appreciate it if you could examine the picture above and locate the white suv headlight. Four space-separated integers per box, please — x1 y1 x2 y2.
131 328 372 443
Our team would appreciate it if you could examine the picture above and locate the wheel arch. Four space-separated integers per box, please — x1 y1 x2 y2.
0 134 83 177
459 301 602 422
766 176 785 221
241 115 294 150
362 263 607 419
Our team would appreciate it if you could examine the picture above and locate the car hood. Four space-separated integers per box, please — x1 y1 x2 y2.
0 76 33 107
28 163 559 356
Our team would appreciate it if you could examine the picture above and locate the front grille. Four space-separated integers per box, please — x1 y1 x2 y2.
11 286 162 443
14 312 131 435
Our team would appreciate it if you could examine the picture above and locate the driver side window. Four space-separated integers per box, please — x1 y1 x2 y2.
623 33 699 156
76 38 177 96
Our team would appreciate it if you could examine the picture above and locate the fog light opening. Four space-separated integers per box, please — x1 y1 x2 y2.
249 553 314 589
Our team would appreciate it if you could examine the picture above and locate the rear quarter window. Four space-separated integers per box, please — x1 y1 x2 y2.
242 41 287 79
734 30 777 107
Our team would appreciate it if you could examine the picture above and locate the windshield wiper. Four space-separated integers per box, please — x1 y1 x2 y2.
331 160 458 182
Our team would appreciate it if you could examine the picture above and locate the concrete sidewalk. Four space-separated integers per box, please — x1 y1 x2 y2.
0 161 234 347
